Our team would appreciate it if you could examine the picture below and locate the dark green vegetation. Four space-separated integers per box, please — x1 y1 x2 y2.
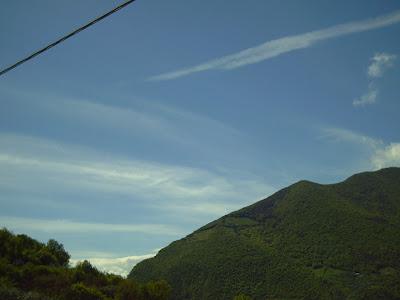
0 229 171 300
130 167 400 300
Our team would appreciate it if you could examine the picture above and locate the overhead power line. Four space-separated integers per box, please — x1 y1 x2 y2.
0 0 136 77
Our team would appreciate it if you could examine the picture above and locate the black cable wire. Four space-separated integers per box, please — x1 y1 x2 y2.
0 0 136 77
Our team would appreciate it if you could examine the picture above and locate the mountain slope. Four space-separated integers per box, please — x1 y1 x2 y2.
129 168 400 299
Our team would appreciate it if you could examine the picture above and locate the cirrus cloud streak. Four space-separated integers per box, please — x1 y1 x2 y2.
150 10 400 81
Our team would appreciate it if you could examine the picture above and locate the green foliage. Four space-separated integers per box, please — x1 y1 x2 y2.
0 228 68 268
130 167 400 300
36 248 58 266
233 294 252 300
19 264 71 294
46 239 70 267
0 282 56 300
115 279 172 300
116 279 141 300
143 280 172 300
67 283 106 300
0 228 172 300
73 260 108 287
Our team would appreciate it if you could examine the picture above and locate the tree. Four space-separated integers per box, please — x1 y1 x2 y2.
46 239 70 267
67 283 105 300
0 228 13 259
116 279 141 300
36 248 58 266
73 260 107 287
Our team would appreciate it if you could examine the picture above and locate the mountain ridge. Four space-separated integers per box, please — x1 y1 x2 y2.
129 167 400 299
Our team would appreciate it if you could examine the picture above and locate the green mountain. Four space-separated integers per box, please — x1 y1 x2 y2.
129 167 400 300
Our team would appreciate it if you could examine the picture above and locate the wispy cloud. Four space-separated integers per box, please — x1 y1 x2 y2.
0 216 184 236
1 89 249 168
353 53 396 107
320 127 382 149
353 84 379 106
149 10 400 81
368 53 397 78
0 133 273 218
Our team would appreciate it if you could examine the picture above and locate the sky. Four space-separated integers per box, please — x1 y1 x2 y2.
1 0 400 276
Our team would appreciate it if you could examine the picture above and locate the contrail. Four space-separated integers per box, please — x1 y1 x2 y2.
149 10 400 81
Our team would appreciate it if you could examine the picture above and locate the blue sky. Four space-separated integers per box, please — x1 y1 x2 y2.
1 0 400 276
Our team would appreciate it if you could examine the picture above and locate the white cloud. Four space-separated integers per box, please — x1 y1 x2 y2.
354 52 396 107
149 10 400 81
368 53 397 78
0 216 185 236
371 143 400 169
353 86 378 106
70 252 158 277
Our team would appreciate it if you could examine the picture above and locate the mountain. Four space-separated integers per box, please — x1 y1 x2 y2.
129 167 400 300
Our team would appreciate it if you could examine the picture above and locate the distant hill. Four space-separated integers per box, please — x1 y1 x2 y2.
129 167 400 300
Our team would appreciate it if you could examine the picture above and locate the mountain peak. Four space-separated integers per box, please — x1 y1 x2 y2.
130 168 400 299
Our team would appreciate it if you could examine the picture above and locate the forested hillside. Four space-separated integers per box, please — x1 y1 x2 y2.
130 167 400 300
